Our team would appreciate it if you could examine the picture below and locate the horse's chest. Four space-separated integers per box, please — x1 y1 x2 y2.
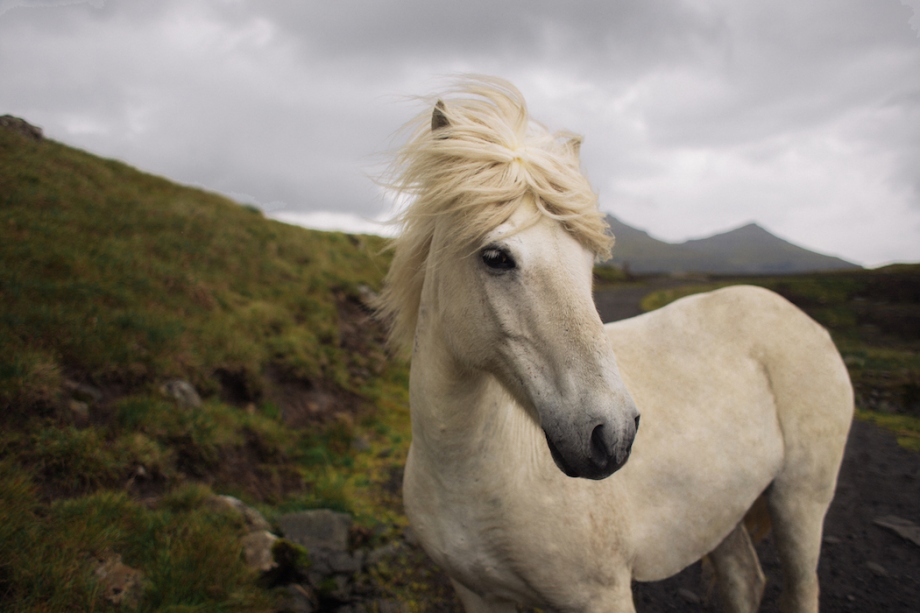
407 485 525 591
405 458 616 608
403 461 565 603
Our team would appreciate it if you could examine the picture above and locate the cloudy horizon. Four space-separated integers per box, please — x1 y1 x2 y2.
2 0 919 267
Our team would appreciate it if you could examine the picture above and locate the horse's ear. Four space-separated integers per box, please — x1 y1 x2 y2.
432 100 450 132
567 135 582 159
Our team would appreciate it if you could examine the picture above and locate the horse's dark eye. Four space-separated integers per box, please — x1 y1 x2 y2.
481 247 515 271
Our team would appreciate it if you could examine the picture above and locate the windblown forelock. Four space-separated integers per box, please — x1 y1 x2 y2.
375 76 613 356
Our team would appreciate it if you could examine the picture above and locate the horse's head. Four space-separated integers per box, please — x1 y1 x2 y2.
434 197 639 480
379 77 639 480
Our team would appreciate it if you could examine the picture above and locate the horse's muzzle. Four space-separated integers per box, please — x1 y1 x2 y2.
544 414 639 480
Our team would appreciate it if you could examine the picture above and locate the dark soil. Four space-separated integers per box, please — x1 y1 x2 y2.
592 284 920 612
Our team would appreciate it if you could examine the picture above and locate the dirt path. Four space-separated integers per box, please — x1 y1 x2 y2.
593 283 920 612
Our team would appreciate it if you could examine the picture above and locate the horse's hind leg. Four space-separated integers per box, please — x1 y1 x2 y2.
756 302 852 612
709 521 766 613
765 482 835 613
766 386 849 612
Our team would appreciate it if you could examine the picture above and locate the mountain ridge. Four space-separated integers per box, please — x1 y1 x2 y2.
604 214 860 274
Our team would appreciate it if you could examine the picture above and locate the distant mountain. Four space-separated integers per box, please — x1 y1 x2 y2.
603 215 860 274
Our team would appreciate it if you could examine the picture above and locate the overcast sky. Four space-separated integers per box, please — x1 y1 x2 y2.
2 0 919 267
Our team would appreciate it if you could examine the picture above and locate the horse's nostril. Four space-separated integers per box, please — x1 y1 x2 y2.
590 423 611 466
634 414 641 432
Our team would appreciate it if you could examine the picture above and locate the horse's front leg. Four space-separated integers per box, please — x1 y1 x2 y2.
587 573 638 613
451 580 517 613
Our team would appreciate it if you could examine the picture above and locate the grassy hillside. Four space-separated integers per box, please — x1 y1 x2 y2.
1 127 392 410
0 124 448 610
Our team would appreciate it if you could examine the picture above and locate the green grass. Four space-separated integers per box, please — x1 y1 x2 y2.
856 410 920 452
0 127 391 408
0 469 279 612
0 126 426 610
592 264 630 287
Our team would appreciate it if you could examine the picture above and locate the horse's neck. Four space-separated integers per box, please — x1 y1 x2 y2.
408 315 545 480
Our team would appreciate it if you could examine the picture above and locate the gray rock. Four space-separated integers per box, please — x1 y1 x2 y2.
678 588 701 604
90 553 146 608
374 600 408 613
307 569 330 590
873 515 920 547
206 495 271 532
68 399 90 422
287 583 319 613
366 542 401 567
241 530 278 572
278 509 352 552
327 550 363 574
866 561 888 577
0 115 43 140
356 284 379 308
325 574 352 602
351 437 371 452
63 379 102 404
308 555 333 577
160 379 201 408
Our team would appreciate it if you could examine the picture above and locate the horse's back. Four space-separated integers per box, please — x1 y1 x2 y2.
639 285 853 480
608 284 852 438
603 285 852 581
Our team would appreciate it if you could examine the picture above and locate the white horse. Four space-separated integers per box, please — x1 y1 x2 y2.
376 77 853 613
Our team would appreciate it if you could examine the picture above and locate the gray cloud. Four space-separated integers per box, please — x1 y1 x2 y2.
1 0 918 265
0 0 103 17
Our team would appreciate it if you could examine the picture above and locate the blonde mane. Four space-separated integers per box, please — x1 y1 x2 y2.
377 76 613 355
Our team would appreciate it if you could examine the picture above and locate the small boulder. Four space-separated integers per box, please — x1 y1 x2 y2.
678 588 701 604
374 600 408 613
866 561 888 577
327 550 363 574
365 542 401 568
206 494 271 532
874 515 920 547
160 379 202 408
351 436 371 452
286 583 319 613
356 284 379 309
277 509 352 553
68 399 90 423
91 553 145 608
0 115 43 140
63 379 103 404
319 574 352 603
241 530 279 572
